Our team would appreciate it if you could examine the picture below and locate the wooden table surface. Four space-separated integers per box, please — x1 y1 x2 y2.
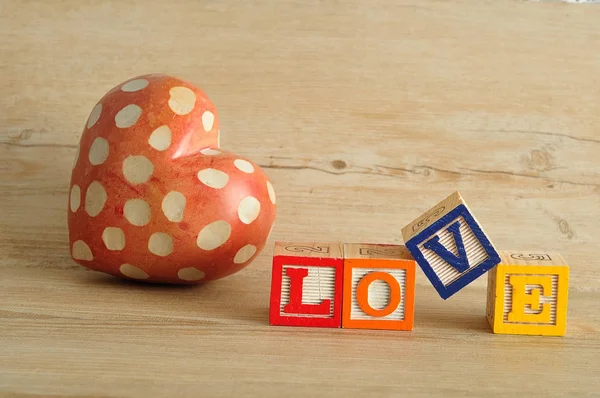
2 1 600 397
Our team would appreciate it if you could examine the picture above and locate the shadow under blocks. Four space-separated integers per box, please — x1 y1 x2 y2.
269 191 569 337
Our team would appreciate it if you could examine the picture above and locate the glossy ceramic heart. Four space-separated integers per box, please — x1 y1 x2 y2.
68 74 276 283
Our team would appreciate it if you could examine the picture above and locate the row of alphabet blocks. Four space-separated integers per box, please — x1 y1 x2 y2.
269 191 569 336
269 242 416 330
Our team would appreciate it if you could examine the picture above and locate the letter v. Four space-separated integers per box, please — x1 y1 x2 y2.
422 221 470 272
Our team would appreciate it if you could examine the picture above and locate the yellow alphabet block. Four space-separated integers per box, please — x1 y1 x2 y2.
486 251 569 336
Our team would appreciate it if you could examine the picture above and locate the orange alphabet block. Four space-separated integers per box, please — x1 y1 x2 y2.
342 244 416 330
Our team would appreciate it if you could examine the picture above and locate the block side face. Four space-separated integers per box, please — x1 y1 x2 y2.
405 204 501 299
554 267 569 334
331 258 344 327
494 265 568 336
486 265 497 330
499 250 567 266
401 191 463 243
342 259 354 327
344 243 413 261
274 241 343 259
402 261 416 330
342 259 415 330
493 265 508 332
269 256 285 326
271 255 343 328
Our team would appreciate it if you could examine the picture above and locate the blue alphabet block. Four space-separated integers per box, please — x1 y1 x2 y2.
401 191 501 299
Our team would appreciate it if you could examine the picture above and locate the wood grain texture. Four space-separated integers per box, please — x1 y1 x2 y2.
274 242 344 258
499 250 568 266
401 191 464 242
343 243 413 260
1 0 599 396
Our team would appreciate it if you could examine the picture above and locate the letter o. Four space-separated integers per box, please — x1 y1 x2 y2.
356 271 401 317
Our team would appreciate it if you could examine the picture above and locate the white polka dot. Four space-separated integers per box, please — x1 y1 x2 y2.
168 86 196 115
202 111 215 131
162 191 186 222
72 146 80 169
267 181 276 205
88 137 109 165
70 185 81 212
122 155 154 184
197 220 231 250
72 240 93 261
85 181 107 217
124 199 151 226
148 125 171 151
120 264 149 280
178 267 206 282
121 79 149 92
102 227 126 251
234 244 257 264
197 168 229 189
238 196 261 224
234 159 254 174
115 104 142 128
148 232 173 257
200 148 221 156
87 103 102 128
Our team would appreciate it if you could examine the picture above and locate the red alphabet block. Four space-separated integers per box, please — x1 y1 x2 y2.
269 241 344 328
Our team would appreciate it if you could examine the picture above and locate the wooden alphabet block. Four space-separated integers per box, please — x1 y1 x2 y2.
342 244 416 330
401 191 501 299
486 251 569 336
269 241 344 328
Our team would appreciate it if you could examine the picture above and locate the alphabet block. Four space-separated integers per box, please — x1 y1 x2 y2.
486 251 569 336
269 241 344 328
342 244 416 330
401 191 501 299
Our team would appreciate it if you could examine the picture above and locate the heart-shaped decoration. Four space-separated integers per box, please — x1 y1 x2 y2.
68 74 276 284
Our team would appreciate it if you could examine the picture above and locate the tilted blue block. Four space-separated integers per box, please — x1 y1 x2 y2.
402 192 501 300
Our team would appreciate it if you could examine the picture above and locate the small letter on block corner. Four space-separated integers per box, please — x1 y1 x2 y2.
269 241 344 328
401 191 501 299
342 244 416 331
486 251 569 336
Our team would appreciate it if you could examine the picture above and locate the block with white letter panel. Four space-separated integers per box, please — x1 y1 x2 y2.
402 191 501 299
486 250 569 336
269 242 343 328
